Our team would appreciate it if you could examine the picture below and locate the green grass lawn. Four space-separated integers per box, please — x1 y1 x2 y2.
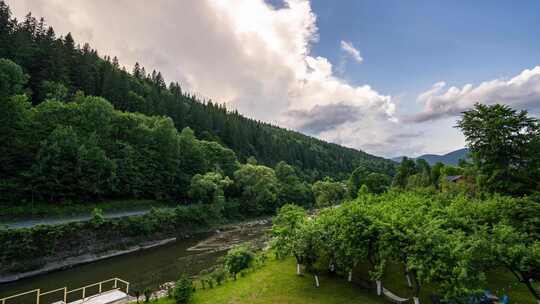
157 258 386 304
155 257 538 304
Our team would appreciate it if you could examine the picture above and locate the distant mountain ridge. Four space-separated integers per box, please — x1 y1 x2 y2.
391 148 470 166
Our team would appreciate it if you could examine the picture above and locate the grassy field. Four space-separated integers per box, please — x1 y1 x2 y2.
157 258 385 304
154 257 538 304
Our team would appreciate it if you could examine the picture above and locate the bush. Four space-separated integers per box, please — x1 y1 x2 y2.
91 207 105 227
173 276 195 304
210 267 227 285
223 245 255 280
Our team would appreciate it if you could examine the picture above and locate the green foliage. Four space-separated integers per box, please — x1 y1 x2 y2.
357 184 370 196
347 166 369 198
275 161 313 207
457 103 540 195
277 191 540 302
0 94 32 200
0 58 28 98
173 276 195 304
39 80 67 101
233 164 279 215
439 165 464 179
312 178 347 207
188 172 232 205
210 267 227 285
223 245 255 280
392 157 417 188
290 219 322 276
90 207 105 227
271 204 307 259
363 173 391 194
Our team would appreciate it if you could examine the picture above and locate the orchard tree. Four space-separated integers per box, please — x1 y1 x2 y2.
292 219 323 287
334 202 375 283
271 204 307 274
490 224 540 303
407 224 486 303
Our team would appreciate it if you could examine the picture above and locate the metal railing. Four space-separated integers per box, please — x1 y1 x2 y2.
0 278 129 304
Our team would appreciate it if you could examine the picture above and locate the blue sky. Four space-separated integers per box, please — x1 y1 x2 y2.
310 0 540 112
10 0 540 157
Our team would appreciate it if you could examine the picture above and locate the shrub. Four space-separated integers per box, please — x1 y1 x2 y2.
173 276 195 304
223 245 255 280
91 207 105 227
210 267 227 285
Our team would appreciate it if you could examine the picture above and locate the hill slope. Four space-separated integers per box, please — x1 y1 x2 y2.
392 148 469 166
0 2 394 180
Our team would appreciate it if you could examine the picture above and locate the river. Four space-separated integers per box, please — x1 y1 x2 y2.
0 220 270 302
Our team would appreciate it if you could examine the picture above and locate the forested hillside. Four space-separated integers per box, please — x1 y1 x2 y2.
0 2 394 182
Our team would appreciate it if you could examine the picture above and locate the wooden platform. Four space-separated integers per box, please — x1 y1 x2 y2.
0 278 131 304
68 290 130 304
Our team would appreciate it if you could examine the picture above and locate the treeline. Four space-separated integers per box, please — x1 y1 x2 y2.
1 58 315 209
272 192 540 303
0 1 395 181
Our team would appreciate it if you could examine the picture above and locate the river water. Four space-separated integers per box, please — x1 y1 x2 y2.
0 221 270 302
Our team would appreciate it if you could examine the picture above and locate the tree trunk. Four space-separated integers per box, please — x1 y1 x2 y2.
404 266 412 288
348 270 353 282
523 278 540 304
314 275 320 287
297 263 302 276
410 270 421 301
376 280 382 296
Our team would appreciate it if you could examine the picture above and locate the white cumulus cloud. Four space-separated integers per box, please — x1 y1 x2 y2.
8 0 408 156
340 40 363 64
412 66 540 122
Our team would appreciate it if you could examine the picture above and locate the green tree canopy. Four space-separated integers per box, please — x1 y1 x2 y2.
188 171 232 205
234 164 279 215
0 58 28 98
457 103 540 195
312 178 348 207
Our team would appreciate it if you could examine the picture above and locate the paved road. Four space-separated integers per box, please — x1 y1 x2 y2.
1 209 151 229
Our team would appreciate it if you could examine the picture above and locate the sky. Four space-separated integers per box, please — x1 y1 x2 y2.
8 0 540 158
